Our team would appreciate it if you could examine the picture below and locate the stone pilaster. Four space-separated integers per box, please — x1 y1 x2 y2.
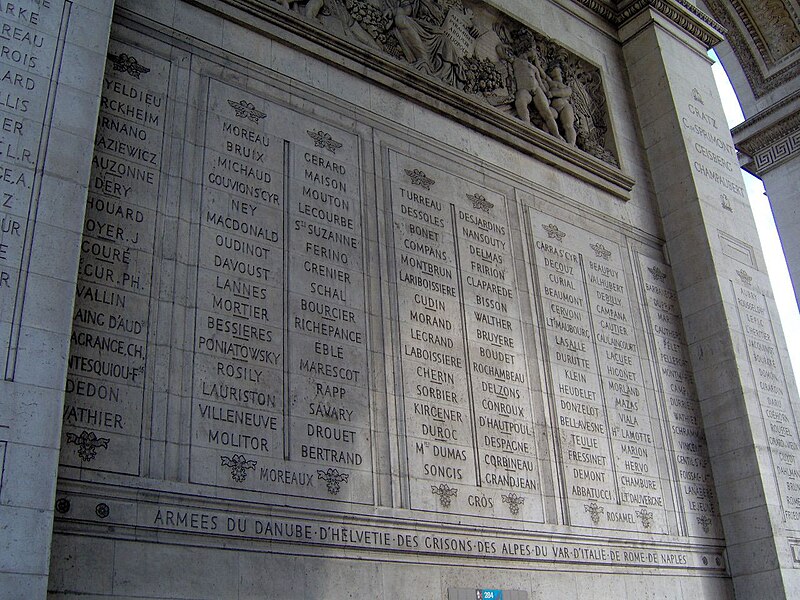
0 1 113 597
621 3 800 598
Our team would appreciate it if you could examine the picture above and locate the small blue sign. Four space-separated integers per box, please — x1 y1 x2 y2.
476 590 503 600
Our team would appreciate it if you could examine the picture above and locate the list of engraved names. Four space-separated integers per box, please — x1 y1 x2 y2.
530 212 668 533
62 45 168 473
390 153 542 521
190 80 372 502
0 0 60 372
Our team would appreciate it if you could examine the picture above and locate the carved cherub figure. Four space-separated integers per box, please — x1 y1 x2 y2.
545 64 576 145
512 49 560 138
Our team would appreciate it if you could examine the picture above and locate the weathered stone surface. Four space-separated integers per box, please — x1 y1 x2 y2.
0 0 797 598
0 0 113 598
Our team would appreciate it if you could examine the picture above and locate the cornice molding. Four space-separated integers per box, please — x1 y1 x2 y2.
703 0 800 98
733 94 800 175
178 0 634 196
731 90 800 137
572 0 725 47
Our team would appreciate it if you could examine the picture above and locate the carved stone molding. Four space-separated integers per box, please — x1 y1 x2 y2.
211 0 634 194
729 0 800 65
574 0 725 47
735 108 800 175
703 0 800 98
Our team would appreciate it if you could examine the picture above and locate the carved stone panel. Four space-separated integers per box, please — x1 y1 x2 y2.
637 254 723 539
732 272 800 530
0 0 71 376
388 150 543 522
48 15 740 591
188 79 373 503
270 0 617 166
61 43 169 474
529 211 669 533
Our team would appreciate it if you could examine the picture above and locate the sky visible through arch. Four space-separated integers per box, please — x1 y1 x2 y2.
709 50 800 380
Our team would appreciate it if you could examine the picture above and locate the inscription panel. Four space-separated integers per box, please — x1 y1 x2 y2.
54 33 737 572
529 211 668 533
0 0 66 374
638 255 723 538
389 151 542 522
680 94 745 205
61 44 169 474
733 273 800 530
189 79 373 503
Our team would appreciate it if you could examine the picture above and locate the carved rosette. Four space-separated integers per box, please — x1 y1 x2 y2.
55 498 71 514
95 503 110 519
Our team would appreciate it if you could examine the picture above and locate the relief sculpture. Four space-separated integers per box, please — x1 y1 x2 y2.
272 0 617 165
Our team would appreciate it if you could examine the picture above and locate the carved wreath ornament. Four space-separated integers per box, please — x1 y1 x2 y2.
542 223 565 241
467 192 493 214
648 265 667 281
307 130 343 153
697 514 712 534
635 508 654 530
221 454 258 482
405 168 435 189
501 492 525 515
107 52 150 78
431 483 458 507
736 269 753 286
66 430 109 462
271 0 617 165
318 467 349 494
589 242 612 260
228 100 268 123
584 501 604 525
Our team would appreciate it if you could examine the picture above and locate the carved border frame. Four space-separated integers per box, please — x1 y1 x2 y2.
185 0 634 197
702 0 800 98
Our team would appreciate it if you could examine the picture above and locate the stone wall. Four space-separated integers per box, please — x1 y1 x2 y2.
0 0 795 598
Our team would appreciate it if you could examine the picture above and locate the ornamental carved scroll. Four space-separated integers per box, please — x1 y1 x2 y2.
272 0 617 165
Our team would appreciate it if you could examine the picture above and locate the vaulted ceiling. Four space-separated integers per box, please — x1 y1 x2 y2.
702 0 800 97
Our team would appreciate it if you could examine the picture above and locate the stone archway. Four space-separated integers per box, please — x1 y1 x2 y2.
699 0 800 307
